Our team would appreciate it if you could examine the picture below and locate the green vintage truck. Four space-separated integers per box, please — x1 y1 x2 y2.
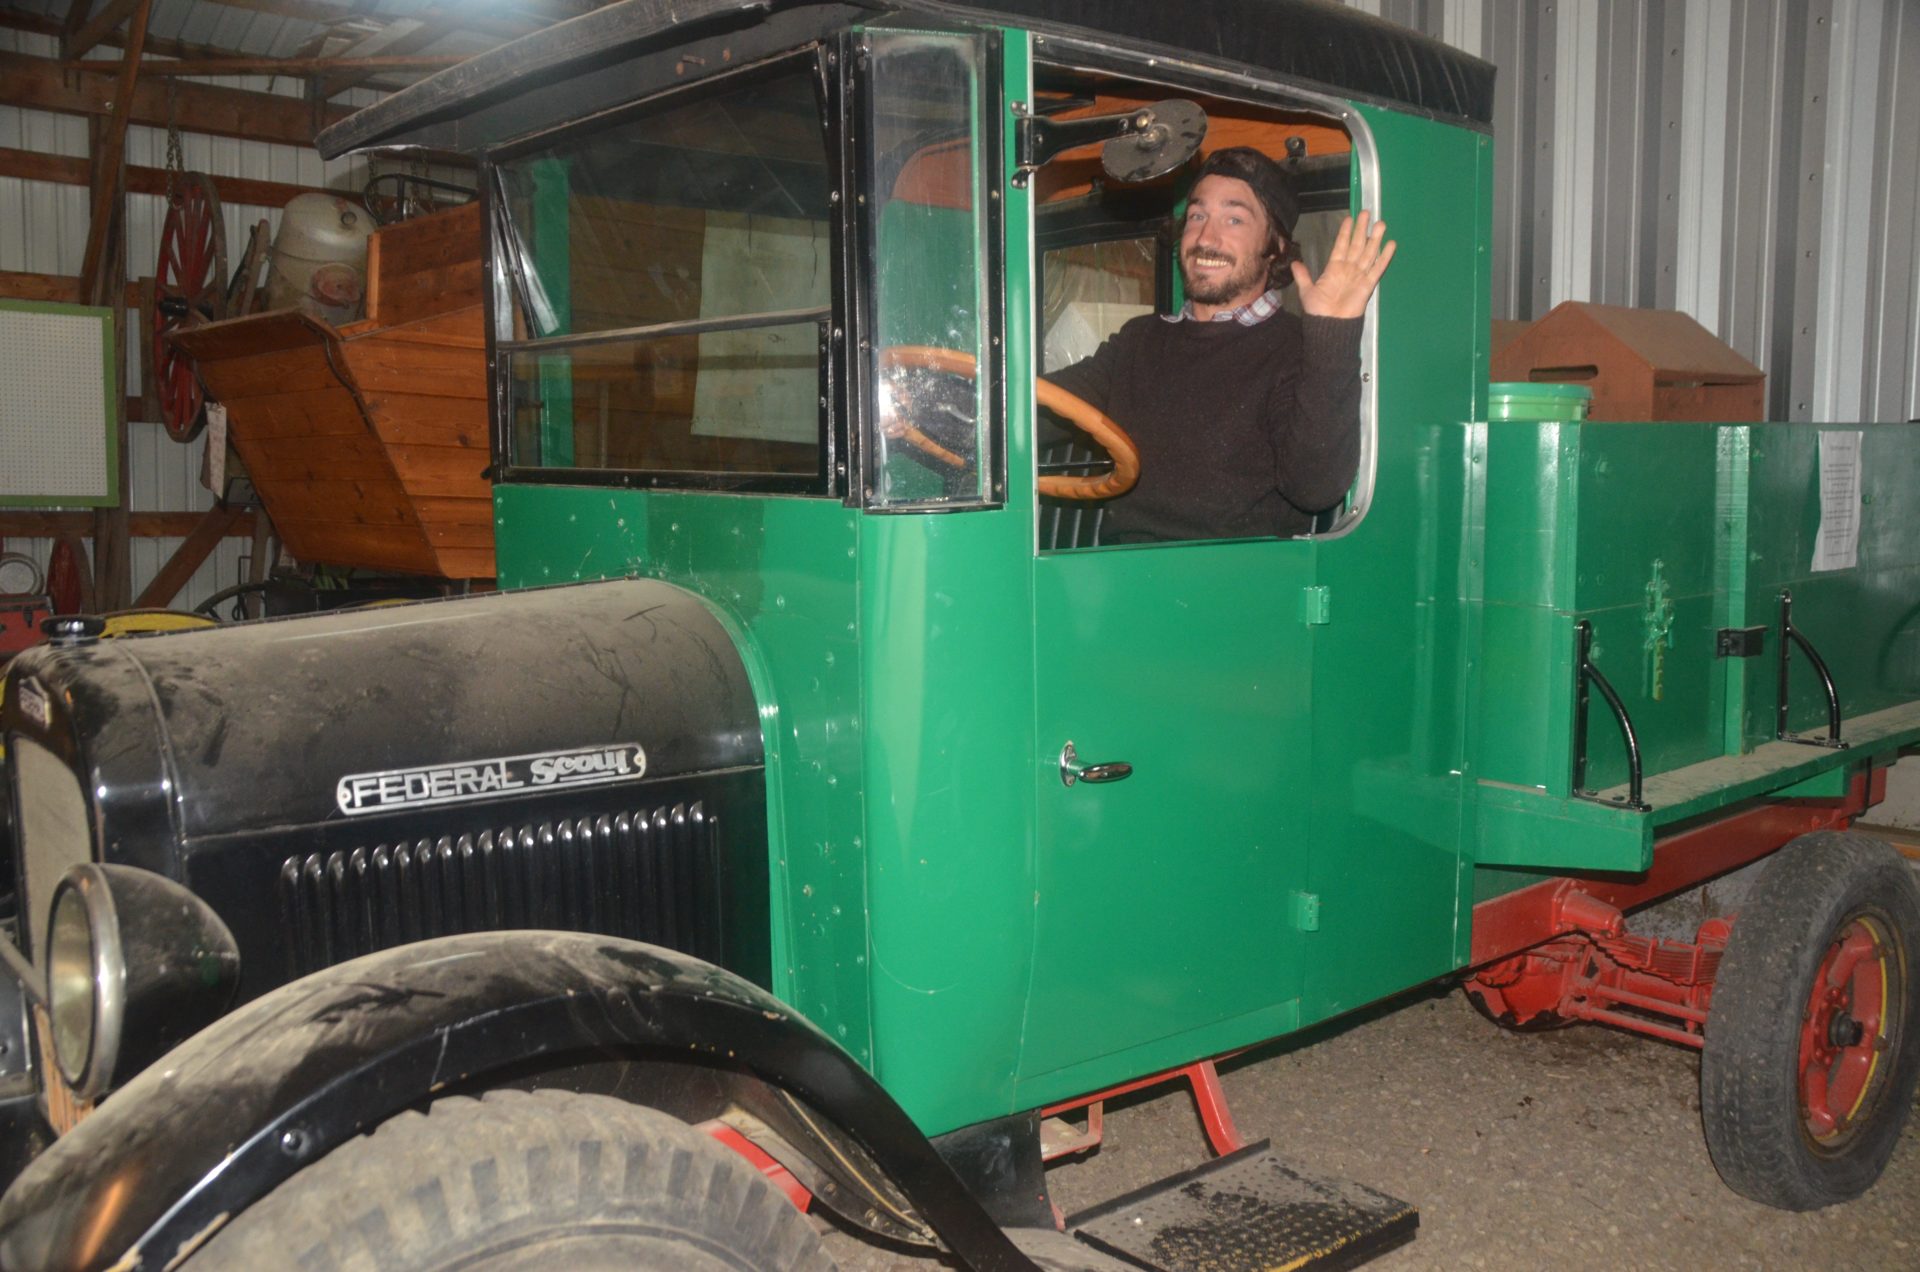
1 1 1916 1269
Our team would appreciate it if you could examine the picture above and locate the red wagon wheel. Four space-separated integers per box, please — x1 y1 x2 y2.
152 172 227 442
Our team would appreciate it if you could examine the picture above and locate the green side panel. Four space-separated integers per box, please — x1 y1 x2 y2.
1466 418 1920 888
1300 106 1485 1017
1774 765 1855 799
1475 420 1578 793
1568 423 1726 792
532 157 575 465
1715 426 1754 750
858 504 1039 1131
492 484 872 1068
1475 422 1724 797
1739 423 1920 746
1473 783 1651 873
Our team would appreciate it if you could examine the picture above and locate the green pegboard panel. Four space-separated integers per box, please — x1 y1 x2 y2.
0 299 119 507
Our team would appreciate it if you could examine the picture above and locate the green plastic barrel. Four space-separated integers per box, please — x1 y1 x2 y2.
1487 382 1593 422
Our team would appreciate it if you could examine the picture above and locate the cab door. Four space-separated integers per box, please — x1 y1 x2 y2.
1020 536 1316 1090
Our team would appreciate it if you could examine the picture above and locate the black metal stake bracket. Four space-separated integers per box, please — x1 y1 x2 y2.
1572 620 1652 812
1777 589 1848 749
1014 105 1151 175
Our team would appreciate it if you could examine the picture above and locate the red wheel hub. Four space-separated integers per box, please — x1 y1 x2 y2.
152 173 226 442
1798 916 1891 1141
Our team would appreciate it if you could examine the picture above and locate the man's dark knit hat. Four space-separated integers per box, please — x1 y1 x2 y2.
1193 146 1300 238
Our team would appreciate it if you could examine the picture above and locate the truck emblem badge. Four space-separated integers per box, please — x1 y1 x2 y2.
335 744 648 816
16 678 50 729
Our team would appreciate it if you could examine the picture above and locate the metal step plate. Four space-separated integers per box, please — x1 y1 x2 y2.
1067 1140 1417 1272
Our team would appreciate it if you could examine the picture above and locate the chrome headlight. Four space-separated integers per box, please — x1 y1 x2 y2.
46 866 122 1100
43 864 239 1101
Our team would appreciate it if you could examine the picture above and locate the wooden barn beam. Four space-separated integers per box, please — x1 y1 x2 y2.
62 53 469 76
134 507 249 607
0 512 257 540
2 268 152 309
78 0 152 305
2 11 249 67
321 18 456 98
0 269 90 304
0 147 337 209
185 0 540 42
64 0 142 60
0 48 353 146
59 0 94 55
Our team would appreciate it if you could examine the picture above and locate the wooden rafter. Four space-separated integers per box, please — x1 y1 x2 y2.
64 0 141 60
59 0 93 53
321 18 460 99
0 147 343 210
62 53 470 76
0 512 261 539
134 508 251 607
1 11 240 69
78 0 152 305
0 48 354 146
181 0 543 43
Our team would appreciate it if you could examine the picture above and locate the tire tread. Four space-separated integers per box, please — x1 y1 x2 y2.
190 1089 839 1271
1700 830 1920 1210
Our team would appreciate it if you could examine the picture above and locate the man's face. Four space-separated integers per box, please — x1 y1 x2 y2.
1179 174 1276 310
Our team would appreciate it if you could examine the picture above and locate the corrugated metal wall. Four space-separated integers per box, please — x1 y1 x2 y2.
1349 0 1920 424
0 27 384 612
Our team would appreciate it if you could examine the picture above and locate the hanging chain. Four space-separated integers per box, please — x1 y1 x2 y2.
164 81 185 202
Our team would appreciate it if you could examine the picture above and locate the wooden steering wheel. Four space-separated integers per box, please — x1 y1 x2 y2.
878 346 1140 500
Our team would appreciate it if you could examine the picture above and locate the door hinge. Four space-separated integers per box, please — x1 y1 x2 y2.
1289 890 1321 932
1300 585 1332 626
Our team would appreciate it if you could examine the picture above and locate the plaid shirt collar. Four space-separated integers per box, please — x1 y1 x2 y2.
1163 287 1285 326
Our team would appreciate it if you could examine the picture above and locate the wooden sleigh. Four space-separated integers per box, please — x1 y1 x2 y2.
173 204 493 580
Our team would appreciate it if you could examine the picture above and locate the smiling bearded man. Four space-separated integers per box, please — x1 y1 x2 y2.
1042 146 1394 544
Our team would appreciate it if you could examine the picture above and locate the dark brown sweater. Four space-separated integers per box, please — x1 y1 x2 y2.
1042 311 1363 543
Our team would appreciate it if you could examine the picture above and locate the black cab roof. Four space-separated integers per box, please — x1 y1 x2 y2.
318 0 1492 159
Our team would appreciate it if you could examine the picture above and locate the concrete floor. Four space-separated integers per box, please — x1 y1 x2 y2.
822 980 1920 1271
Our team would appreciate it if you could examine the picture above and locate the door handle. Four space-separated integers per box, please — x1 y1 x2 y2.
1059 741 1133 787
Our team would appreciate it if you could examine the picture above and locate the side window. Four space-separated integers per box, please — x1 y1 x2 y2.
861 30 996 509
493 55 835 488
1028 77 1369 550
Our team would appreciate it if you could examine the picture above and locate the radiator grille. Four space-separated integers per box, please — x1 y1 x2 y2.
279 802 722 977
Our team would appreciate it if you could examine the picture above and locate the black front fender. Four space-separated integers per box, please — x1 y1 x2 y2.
0 932 1033 1272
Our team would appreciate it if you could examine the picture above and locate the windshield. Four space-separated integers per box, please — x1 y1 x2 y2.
493 55 834 488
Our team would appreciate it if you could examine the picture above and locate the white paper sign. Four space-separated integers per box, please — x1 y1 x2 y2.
200 401 229 494
1811 430 1864 572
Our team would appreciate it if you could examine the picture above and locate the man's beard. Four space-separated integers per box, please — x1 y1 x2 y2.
1180 246 1268 306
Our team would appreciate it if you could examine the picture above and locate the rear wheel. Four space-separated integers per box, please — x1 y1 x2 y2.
190 1089 839 1270
1700 830 1920 1210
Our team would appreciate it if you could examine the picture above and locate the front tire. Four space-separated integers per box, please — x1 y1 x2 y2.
1700 830 1920 1210
190 1089 839 1271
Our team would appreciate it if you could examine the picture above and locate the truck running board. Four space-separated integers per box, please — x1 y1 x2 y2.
1063 1141 1417 1271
